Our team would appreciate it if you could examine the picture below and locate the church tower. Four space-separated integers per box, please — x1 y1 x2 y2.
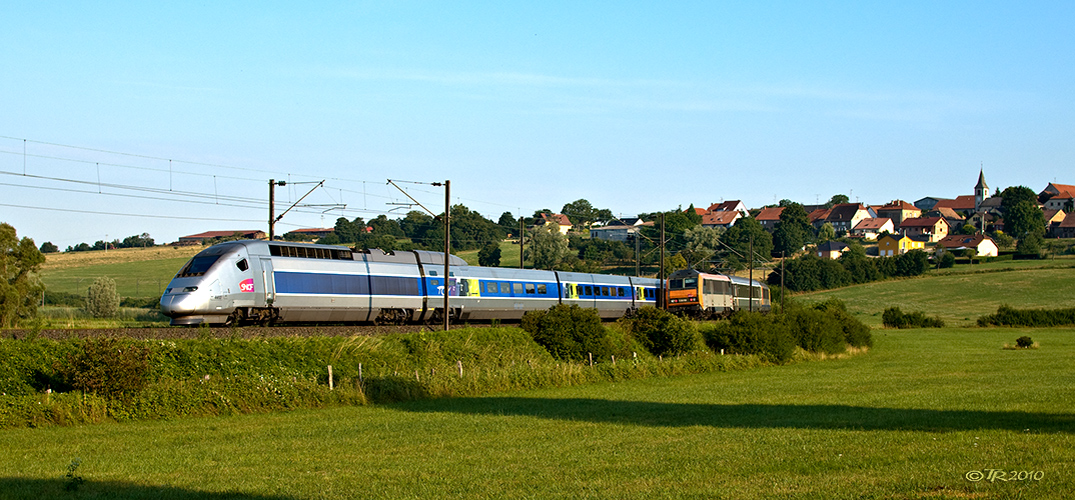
974 168 988 211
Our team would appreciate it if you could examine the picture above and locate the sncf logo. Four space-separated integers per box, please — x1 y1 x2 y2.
240 279 255 293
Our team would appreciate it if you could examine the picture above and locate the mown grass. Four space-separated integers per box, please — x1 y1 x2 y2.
798 259 1075 328
0 327 1071 499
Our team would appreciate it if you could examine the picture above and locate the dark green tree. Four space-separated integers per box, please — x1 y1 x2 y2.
720 217 773 271
825 194 849 209
526 224 570 270
40 241 59 253
0 223 46 327
478 241 502 267
772 203 811 256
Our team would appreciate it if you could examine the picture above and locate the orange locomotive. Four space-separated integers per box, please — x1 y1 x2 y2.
665 269 770 319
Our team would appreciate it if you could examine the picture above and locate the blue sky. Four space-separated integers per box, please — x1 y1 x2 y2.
2 1 1073 248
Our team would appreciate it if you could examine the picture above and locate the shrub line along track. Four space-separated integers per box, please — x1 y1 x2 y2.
3 325 455 340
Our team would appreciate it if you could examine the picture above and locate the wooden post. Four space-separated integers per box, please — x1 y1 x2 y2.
457 360 463 377
611 355 616 365
358 363 363 383
328 365 334 390
588 352 593 366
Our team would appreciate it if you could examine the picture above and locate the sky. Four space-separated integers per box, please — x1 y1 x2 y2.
2 1 1074 249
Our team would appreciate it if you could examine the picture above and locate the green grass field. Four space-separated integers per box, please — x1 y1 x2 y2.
1 327 1072 499
797 258 1075 328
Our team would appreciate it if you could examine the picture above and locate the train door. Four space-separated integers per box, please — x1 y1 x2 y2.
259 258 275 306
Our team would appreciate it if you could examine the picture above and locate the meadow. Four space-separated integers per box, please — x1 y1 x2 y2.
9 247 1073 498
1 327 1071 499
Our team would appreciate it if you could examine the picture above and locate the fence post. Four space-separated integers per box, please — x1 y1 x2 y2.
457 360 463 377
328 365 334 390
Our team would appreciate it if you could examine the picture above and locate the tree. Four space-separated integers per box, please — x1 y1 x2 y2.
682 226 723 269
526 224 570 269
0 223 46 327
720 217 772 271
478 241 502 267
367 215 405 238
1006 199 1046 242
772 203 811 256
497 212 518 235
825 194 849 208
40 242 59 253
85 276 120 318
816 223 835 243
120 233 154 248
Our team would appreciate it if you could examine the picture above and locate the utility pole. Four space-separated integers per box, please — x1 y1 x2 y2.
780 251 785 312
749 234 754 313
432 180 450 331
659 213 666 310
519 217 525 269
269 179 285 240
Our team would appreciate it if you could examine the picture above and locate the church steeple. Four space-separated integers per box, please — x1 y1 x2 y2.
974 168 988 211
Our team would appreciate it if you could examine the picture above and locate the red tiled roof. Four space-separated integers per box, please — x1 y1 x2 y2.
878 200 917 210
180 230 264 239
808 208 830 222
852 218 893 231
756 206 784 221
702 211 740 226
1060 212 1075 228
542 213 572 226
933 196 976 211
899 217 946 228
936 234 995 249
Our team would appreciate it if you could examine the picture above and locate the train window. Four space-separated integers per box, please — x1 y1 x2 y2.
525 283 536 294
584 285 593 296
669 279 683 289
537 284 547 294
236 259 248 272
430 279 441 289
513 283 524 295
601 287 609 296
485 282 498 294
176 255 221 278
618 287 625 297
500 282 510 294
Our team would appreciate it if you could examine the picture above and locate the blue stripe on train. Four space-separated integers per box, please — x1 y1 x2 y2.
275 272 421 296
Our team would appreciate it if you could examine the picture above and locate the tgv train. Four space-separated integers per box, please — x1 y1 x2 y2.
160 240 661 326
665 269 771 318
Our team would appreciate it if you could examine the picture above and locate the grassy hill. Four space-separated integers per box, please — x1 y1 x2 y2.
797 257 1075 327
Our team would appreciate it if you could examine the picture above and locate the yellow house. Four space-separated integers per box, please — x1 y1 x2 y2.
877 234 926 257
539 213 573 235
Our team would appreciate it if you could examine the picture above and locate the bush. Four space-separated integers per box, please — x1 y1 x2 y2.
784 307 848 355
44 290 85 307
620 307 702 357
84 277 119 318
1016 336 1034 348
54 338 151 399
882 306 945 329
700 311 796 364
939 252 956 268
977 305 1075 327
813 299 873 347
120 297 160 308
521 305 612 361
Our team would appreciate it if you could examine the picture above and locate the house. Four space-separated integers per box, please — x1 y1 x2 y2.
178 230 267 245
877 234 928 257
850 218 895 240
808 208 831 229
538 213 573 235
590 219 646 242
935 234 1000 257
933 195 978 214
816 241 849 259
1042 190 1075 211
925 206 967 231
707 200 749 217
1057 211 1075 239
1045 209 1067 238
898 216 950 242
1038 182 1075 205
875 200 921 229
701 210 741 229
824 203 876 234
914 197 944 211
755 206 784 231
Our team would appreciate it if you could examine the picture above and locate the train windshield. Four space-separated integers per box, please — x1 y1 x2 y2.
176 255 222 278
668 278 697 290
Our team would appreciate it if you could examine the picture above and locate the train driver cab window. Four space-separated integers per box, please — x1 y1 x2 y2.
669 279 684 289
236 259 248 272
